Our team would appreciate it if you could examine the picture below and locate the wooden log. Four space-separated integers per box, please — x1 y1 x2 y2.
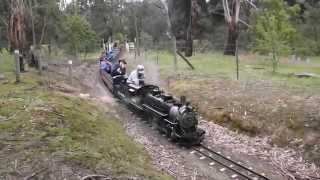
176 51 195 70
294 73 319 78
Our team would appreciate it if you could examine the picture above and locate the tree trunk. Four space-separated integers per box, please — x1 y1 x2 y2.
185 33 193 57
224 24 237 56
134 15 140 56
161 0 177 70
8 0 27 51
28 0 36 47
272 48 278 73
185 0 193 57
39 16 47 45
223 0 240 56
48 39 51 56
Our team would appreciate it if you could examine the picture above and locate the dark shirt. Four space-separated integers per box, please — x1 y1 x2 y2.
111 64 126 76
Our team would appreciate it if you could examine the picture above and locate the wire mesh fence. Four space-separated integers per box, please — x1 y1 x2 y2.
1 39 319 91
126 39 320 90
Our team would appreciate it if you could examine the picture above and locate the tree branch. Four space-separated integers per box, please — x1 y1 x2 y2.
152 3 166 16
234 0 241 24
243 0 257 9
0 17 8 27
210 11 250 28
153 3 164 10
222 0 231 23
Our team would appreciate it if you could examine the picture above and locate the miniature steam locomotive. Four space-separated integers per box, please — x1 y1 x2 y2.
100 69 205 145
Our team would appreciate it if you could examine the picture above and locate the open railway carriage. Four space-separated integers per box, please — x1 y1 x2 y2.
100 68 205 145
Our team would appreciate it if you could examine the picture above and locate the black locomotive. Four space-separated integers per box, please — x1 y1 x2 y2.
100 68 205 145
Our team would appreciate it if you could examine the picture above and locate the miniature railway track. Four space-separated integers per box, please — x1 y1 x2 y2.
191 145 270 180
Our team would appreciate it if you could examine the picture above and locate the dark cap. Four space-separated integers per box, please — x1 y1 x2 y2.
119 59 127 64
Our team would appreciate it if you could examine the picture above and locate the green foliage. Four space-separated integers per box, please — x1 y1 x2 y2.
140 32 153 48
295 1 320 55
114 32 124 42
0 72 172 180
250 0 299 72
64 15 97 55
0 1 8 49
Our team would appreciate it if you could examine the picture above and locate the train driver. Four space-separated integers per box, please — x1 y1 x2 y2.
127 65 145 88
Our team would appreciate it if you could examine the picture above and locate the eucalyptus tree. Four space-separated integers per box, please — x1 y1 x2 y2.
250 0 299 72
0 1 9 48
299 0 320 55
7 0 27 51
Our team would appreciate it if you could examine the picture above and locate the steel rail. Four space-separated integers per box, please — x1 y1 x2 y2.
199 145 270 180
192 147 255 180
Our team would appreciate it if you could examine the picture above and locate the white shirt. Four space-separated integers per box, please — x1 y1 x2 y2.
127 70 144 87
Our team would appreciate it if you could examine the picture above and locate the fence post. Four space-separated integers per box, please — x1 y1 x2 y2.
235 40 239 80
68 60 73 85
14 50 20 83
37 49 43 75
156 47 159 65
144 48 147 60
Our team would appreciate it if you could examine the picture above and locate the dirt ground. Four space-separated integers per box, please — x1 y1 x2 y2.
68 63 228 180
47 55 320 180
165 74 320 163
126 54 320 179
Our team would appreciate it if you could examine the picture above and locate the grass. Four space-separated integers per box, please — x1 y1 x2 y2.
0 55 172 179
0 49 14 73
147 51 320 89
144 51 320 165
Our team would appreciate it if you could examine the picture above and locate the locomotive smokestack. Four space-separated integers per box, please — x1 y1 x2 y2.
180 96 186 105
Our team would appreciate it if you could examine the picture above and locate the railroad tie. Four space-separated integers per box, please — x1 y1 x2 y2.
220 168 226 172
231 174 238 178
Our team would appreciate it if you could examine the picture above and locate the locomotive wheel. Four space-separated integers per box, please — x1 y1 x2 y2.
141 112 150 123
148 116 158 129
165 125 172 138
170 129 179 142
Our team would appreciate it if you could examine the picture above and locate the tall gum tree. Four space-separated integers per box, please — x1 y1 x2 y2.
222 0 240 56
8 0 27 51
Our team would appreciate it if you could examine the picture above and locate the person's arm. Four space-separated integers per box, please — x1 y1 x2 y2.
127 71 134 83
127 71 137 84
112 64 122 76
121 67 126 75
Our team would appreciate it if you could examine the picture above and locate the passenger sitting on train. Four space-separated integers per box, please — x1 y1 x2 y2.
100 51 106 62
107 51 120 63
127 65 145 88
106 51 114 61
106 43 120 63
111 42 120 54
100 60 107 70
111 59 127 76
106 42 118 54
100 59 113 73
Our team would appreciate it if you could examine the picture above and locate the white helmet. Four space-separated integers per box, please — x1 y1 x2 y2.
137 65 144 72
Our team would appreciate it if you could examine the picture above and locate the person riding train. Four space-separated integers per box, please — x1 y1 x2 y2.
106 42 120 63
111 59 127 76
127 65 145 88
100 58 112 73
100 42 122 73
